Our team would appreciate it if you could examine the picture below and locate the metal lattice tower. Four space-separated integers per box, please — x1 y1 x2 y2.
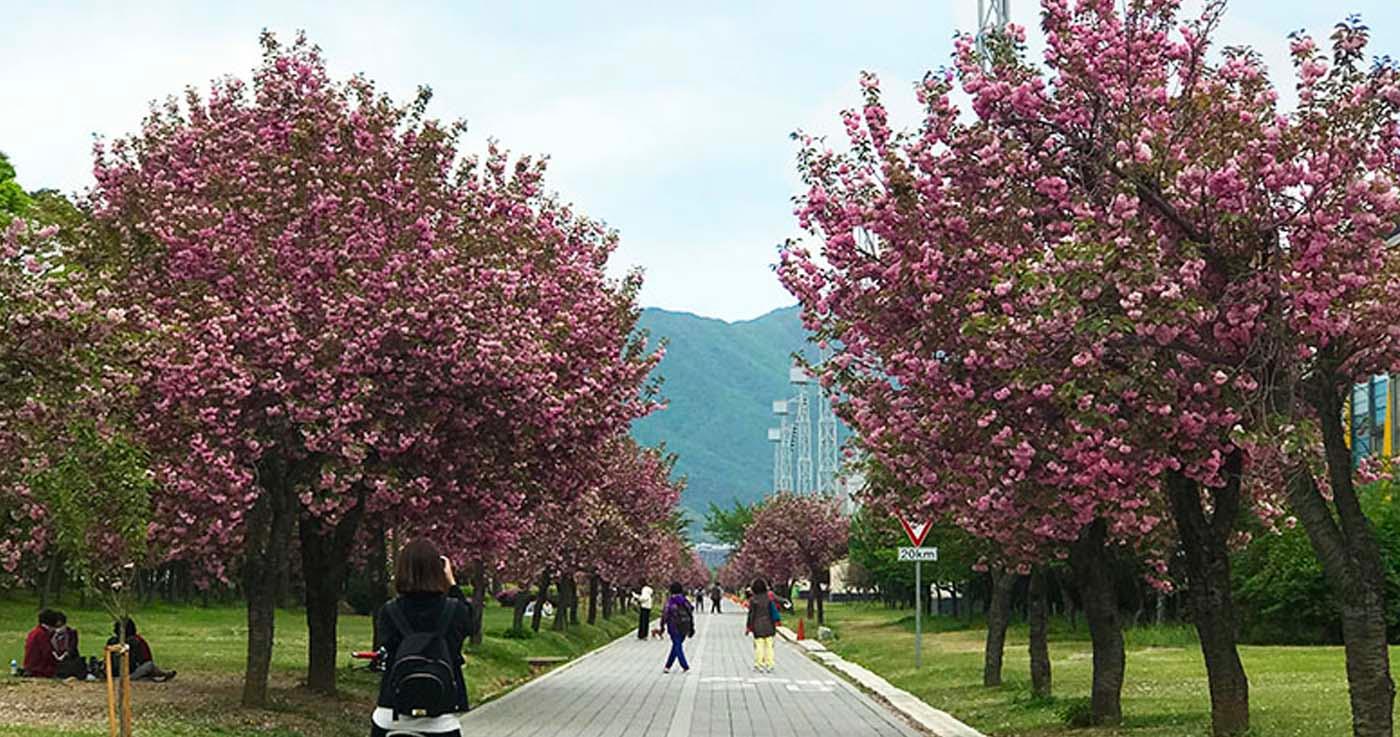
772 401 793 492
977 0 1011 65
791 364 814 494
817 348 839 494
768 427 784 493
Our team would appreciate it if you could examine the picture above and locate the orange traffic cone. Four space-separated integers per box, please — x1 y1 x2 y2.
797 617 806 641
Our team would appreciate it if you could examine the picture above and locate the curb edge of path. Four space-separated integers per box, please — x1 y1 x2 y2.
776 625 987 737
465 625 638 716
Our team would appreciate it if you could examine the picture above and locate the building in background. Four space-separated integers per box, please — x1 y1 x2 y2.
1347 230 1400 464
1350 373 1395 463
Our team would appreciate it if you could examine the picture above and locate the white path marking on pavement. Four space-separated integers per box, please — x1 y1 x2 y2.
665 609 710 737
785 682 836 692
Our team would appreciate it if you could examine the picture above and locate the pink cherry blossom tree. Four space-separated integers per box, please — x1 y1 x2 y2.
584 440 684 621
780 3 1400 733
88 33 660 703
733 492 848 624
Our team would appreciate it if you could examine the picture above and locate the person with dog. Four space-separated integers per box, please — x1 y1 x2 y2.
372 539 473 737
660 582 695 674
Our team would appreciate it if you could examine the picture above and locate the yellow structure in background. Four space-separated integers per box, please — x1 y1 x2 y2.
1348 374 1396 462
1354 229 1400 461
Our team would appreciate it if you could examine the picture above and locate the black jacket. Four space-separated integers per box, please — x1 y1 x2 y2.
375 585 472 713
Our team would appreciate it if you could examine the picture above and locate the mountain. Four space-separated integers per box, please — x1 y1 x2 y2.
630 305 820 535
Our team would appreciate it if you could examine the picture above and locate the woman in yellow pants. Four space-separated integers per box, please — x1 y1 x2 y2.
745 579 780 673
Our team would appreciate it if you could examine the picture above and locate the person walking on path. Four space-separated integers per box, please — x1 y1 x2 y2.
694 587 706 612
709 584 723 614
660 582 694 674
745 578 780 673
371 539 472 737
635 583 654 640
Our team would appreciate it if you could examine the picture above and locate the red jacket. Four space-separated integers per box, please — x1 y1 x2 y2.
23 625 57 678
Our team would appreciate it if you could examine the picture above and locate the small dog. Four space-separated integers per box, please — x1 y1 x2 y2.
650 625 665 640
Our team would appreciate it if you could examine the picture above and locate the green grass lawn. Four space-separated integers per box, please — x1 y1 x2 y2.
0 594 635 736
817 602 1376 737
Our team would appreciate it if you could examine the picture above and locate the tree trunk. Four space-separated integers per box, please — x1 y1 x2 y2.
1029 566 1052 699
569 576 580 625
602 581 614 619
983 568 1017 687
553 575 571 632
241 458 299 707
470 562 487 646
512 588 530 633
1060 580 1077 631
1166 463 1250 736
1070 520 1124 726
588 574 600 625
39 553 59 610
1289 374 1395 737
298 494 365 696
532 573 550 633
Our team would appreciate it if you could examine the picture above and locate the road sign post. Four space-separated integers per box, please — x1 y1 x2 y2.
915 556 921 669
896 516 935 669
896 547 939 667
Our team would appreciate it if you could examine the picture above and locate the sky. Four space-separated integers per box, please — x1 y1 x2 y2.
4 1 1400 321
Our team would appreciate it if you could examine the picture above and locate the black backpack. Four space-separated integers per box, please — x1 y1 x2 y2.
385 599 461 719
674 602 695 638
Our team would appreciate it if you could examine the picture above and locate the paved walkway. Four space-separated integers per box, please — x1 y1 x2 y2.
460 606 921 737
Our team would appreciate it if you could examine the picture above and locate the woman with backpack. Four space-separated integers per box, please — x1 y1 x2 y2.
659 582 694 674
745 578 780 673
373 539 472 737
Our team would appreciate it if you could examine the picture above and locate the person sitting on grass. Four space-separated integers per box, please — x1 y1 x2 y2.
106 618 176 682
20 609 61 678
51 611 89 680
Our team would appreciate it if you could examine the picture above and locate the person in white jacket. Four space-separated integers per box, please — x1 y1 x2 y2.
635 584 654 640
